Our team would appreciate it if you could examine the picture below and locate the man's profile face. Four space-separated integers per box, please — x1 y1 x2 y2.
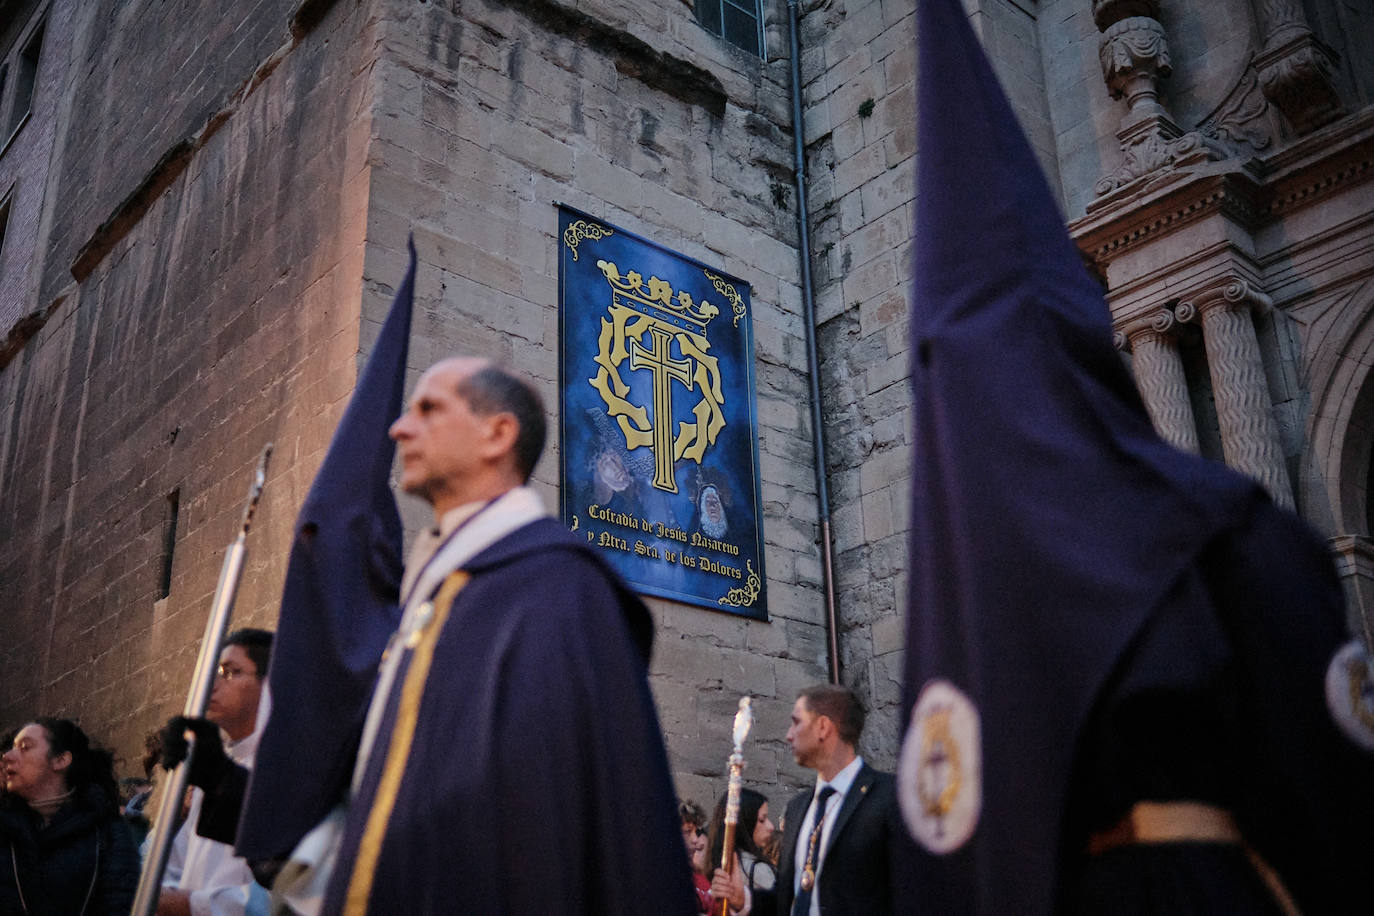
786 696 823 769
208 645 263 742
390 359 488 510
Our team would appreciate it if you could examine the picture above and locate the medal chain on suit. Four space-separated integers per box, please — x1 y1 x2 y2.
792 785 836 916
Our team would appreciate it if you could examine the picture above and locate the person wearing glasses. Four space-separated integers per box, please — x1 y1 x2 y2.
155 628 274 916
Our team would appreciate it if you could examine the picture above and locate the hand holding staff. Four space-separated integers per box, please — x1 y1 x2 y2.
717 696 754 916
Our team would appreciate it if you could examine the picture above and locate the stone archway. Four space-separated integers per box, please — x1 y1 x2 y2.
1302 277 1374 642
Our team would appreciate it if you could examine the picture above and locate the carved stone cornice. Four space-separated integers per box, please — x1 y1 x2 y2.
1072 164 1266 264
1267 147 1371 219
1092 0 1160 32
1259 105 1374 218
1072 109 1373 269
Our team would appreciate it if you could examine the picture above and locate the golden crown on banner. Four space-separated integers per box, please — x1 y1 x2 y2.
595 259 720 333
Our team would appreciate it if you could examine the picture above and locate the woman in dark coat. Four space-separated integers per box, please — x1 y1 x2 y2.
0 717 139 915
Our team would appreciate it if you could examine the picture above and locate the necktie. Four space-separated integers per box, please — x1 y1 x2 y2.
792 785 837 916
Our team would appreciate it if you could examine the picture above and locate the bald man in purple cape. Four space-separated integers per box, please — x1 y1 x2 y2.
316 356 695 915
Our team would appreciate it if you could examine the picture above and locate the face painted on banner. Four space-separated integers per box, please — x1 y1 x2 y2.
698 485 728 539
596 449 633 493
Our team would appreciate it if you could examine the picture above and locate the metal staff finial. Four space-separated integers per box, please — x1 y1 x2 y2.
239 444 272 534
717 696 754 916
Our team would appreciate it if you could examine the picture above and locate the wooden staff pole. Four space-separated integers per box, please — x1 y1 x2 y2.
718 696 753 916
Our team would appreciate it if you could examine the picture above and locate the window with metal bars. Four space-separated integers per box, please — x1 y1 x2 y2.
695 0 766 58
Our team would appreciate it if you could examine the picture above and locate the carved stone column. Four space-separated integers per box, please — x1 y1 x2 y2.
1120 309 1199 453
1251 0 1343 135
1178 280 1294 507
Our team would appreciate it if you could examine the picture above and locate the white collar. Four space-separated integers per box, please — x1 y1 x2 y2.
354 487 547 790
816 754 864 799
401 486 548 617
434 500 491 539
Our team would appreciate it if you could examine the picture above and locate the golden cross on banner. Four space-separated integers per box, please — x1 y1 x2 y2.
629 324 694 493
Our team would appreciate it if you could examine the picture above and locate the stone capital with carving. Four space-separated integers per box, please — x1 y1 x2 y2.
1185 275 1292 505
1093 122 1224 197
1118 307 1199 452
1116 307 1180 349
1178 277 1273 320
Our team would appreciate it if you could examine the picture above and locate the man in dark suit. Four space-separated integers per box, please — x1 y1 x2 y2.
774 684 903 916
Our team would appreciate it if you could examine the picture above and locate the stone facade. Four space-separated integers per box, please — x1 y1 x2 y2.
1067 0 1374 641
0 0 827 805
804 0 1373 769
0 0 385 769
1 0 1371 812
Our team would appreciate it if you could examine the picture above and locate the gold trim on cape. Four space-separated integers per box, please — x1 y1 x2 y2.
344 570 470 914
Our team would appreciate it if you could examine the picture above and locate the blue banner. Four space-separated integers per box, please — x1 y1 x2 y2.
558 205 767 619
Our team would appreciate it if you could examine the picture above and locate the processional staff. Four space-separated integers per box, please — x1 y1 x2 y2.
717 696 754 916
131 445 272 916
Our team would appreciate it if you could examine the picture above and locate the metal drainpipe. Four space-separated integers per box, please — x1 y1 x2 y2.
787 0 841 685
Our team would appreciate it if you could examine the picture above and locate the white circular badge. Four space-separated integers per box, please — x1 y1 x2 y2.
898 678 981 854
1325 639 1374 752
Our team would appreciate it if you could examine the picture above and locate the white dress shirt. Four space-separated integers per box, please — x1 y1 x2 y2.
791 755 865 916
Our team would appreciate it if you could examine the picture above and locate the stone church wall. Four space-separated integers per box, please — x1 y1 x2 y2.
0 0 385 765
357 0 829 804
0 0 834 804
3 0 1370 808
0 0 74 355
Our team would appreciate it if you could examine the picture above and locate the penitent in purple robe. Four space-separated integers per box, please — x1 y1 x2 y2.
323 517 697 916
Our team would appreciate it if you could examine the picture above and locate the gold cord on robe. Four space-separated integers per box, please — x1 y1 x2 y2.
344 570 470 915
